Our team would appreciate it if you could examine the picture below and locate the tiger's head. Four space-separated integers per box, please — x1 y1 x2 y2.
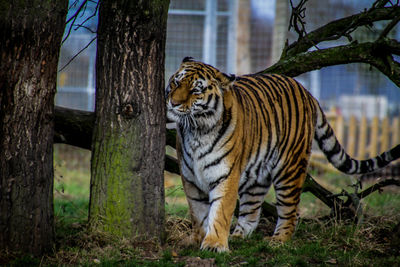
166 57 235 130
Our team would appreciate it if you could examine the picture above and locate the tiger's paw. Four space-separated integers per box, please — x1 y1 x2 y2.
200 235 229 253
264 234 289 247
180 231 204 247
231 228 245 239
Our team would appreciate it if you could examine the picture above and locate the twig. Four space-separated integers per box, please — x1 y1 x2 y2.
357 178 400 199
372 0 392 8
284 5 400 57
261 39 400 89
58 36 97 72
378 15 400 39
73 0 100 32
63 0 89 44
73 25 96 34
288 0 308 39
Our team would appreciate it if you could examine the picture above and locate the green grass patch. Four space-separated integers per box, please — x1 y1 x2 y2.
6 147 398 266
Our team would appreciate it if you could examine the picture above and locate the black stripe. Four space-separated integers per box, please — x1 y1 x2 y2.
209 167 233 191
200 214 208 227
240 200 261 206
239 179 271 196
275 199 297 207
209 196 222 206
239 203 262 217
199 107 232 159
212 94 220 111
187 195 209 204
338 157 353 173
277 214 296 220
278 186 302 199
239 190 267 198
194 110 215 118
204 144 235 169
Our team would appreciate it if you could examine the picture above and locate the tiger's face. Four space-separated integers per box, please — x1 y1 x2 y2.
166 58 231 129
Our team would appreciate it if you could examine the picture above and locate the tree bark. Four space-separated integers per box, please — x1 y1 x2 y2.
89 0 169 241
0 0 67 256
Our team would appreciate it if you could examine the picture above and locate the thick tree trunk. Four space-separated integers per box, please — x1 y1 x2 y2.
0 0 67 255
89 0 169 241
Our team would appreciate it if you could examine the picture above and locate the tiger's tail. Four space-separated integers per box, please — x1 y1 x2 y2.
314 104 400 174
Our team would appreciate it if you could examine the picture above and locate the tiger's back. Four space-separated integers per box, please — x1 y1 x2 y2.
166 57 400 252
224 73 318 238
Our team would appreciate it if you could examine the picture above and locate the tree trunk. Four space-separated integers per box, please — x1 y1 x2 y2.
89 0 169 241
271 0 289 64
0 0 67 256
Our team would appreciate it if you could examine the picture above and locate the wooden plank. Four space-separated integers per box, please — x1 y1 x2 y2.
369 116 379 157
392 117 400 147
381 117 389 153
335 114 344 145
357 116 367 159
347 115 356 157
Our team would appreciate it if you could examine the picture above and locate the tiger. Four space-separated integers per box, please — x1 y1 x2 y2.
165 57 400 252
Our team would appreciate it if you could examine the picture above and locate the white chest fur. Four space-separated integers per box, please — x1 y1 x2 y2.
179 128 230 193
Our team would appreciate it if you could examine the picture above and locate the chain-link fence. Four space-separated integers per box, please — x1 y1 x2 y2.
56 0 400 119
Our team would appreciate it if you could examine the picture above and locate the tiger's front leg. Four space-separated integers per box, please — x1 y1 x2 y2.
181 177 210 246
201 171 239 252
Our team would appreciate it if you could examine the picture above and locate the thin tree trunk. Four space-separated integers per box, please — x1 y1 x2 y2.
0 0 67 255
89 0 169 241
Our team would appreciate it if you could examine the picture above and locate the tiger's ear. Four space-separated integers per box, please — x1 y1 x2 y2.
182 56 195 63
215 71 235 88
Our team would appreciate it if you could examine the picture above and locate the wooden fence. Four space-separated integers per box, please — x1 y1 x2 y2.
310 113 400 173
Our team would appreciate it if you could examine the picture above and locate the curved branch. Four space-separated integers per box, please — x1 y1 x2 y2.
285 6 400 57
54 106 94 149
54 106 179 174
262 39 400 88
358 178 400 199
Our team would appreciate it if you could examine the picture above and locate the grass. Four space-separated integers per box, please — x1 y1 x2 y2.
5 145 400 266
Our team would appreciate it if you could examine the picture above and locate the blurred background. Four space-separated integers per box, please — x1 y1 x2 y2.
57 0 400 118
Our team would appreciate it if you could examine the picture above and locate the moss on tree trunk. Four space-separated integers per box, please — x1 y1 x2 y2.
89 0 169 241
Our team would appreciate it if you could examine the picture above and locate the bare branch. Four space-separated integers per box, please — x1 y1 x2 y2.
58 36 97 72
284 6 400 57
63 0 89 44
378 15 400 39
261 39 400 88
372 0 392 8
73 24 96 34
358 178 400 199
54 106 94 150
288 0 308 39
73 0 100 32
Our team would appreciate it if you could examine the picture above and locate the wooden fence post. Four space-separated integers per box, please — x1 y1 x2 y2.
392 117 400 147
370 117 379 157
335 114 344 144
348 115 357 157
358 116 367 159
381 117 390 153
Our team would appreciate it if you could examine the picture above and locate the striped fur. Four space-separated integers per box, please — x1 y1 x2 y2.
165 58 400 252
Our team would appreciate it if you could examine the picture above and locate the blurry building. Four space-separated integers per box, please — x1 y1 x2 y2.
56 0 400 119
